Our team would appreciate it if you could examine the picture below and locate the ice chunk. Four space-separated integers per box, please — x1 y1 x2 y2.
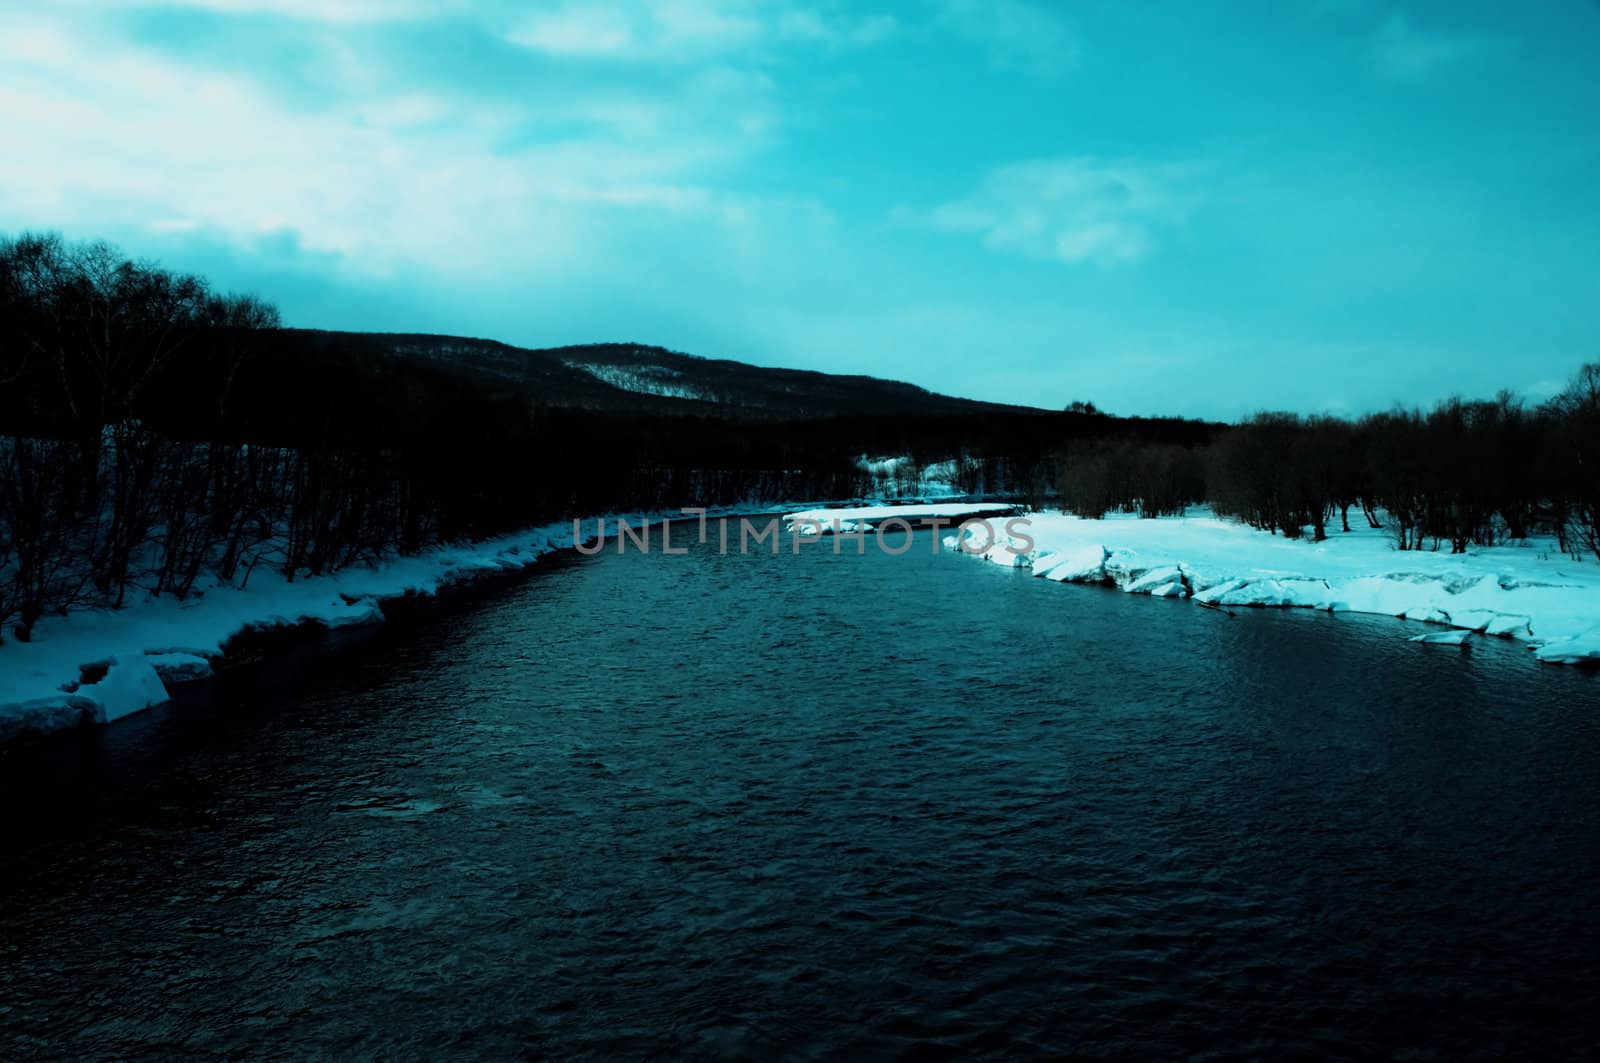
1035 545 1109 583
145 652 214 684
1484 614 1533 638
323 596 385 629
1533 627 1600 664
0 695 102 743
1448 609 1498 633
1404 606 1450 625
81 655 172 722
1124 565 1187 595
1409 630 1472 646
977 533 1035 567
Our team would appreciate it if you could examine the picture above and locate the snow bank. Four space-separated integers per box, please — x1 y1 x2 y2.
0 506 769 743
927 508 1600 667
813 501 1600 667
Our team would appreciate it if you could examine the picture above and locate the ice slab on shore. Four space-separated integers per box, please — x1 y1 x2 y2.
145 651 215 684
88 655 174 722
1534 626 1600 664
1035 545 1111 583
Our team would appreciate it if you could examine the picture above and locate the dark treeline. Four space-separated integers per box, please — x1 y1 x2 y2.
0 233 1206 642
1040 375 1600 560
1201 387 1600 556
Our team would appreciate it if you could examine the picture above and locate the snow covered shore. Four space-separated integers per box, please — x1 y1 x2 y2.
0 508 754 743
941 508 1600 667
782 502 1600 668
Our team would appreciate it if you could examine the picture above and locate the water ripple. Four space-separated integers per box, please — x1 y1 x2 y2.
2 530 1598 1059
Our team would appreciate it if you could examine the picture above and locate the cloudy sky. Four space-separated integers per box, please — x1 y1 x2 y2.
2 1 1597 417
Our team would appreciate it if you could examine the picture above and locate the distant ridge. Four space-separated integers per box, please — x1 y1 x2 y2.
298 331 1051 421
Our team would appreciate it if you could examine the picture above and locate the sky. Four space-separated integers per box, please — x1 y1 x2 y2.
2 0 1598 419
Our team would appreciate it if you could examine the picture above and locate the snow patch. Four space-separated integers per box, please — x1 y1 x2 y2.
569 362 704 400
853 455 965 499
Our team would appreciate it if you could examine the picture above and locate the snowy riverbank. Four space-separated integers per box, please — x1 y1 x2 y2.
0 507 769 743
10 499 1596 745
790 503 1600 667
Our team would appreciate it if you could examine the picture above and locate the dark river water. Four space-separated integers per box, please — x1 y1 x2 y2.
3 523 1599 1059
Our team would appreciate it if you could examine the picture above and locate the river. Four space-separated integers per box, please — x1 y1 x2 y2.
2 523 1597 1058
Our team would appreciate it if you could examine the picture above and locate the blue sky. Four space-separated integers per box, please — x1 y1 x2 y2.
2 1 1597 418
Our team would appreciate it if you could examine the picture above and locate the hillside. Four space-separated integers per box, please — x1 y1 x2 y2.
325 332 1045 421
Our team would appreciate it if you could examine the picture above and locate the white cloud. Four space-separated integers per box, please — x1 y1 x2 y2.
0 0 893 281
1370 12 1490 80
0 9 766 280
917 158 1202 267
